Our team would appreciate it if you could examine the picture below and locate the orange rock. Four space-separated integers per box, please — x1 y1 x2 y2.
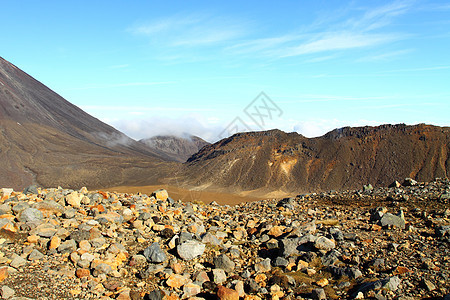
49 236 61 250
371 224 382 231
1 222 17 233
153 189 169 201
0 267 8 282
171 262 183 274
166 274 189 289
187 224 198 233
316 278 329 287
94 204 105 213
268 226 285 237
394 266 412 275
27 235 39 244
217 286 239 300
76 268 90 278
163 293 180 300
0 214 15 221
98 191 108 199
254 274 267 287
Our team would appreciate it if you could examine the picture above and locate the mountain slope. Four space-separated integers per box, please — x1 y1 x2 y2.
181 124 450 194
0 57 173 189
140 135 210 162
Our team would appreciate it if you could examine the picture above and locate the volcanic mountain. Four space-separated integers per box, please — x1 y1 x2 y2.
0 56 174 190
140 135 210 162
181 124 450 195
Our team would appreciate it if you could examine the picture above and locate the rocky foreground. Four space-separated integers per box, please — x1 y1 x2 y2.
0 179 449 300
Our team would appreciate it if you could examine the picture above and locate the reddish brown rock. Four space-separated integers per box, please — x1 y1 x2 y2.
217 286 239 300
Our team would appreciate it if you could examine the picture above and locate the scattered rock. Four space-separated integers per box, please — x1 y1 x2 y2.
0 181 448 299
18 208 43 223
217 285 239 300
1 285 15 299
177 240 205 261
143 242 167 263
213 254 235 272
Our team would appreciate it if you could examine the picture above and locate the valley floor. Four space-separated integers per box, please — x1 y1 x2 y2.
0 179 449 299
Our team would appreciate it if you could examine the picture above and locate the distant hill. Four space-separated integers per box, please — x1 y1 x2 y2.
0 56 173 189
181 124 450 194
140 135 210 162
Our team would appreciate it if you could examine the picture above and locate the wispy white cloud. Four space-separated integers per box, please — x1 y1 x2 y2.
280 32 399 57
227 0 413 60
345 0 413 31
129 14 247 47
293 118 383 138
357 49 413 62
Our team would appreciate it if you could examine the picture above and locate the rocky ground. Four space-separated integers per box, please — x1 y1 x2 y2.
0 178 449 300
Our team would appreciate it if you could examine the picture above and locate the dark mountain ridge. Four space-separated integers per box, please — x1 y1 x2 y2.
182 124 450 194
140 134 210 162
0 56 174 189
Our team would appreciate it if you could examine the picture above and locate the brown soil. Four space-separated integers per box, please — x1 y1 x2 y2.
106 184 263 205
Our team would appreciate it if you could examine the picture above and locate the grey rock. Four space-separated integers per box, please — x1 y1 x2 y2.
281 238 300 257
212 268 227 284
315 236 336 251
355 276 401 295
178 232 193 244
213 254 235 272
440 192 450 201
144 264 165 274
311 288 327 300
143 242 167 263
321 250 341 266
382 276 401 291
277 197 295 210
177 240 205 260
18 208 43 223
329 227 344 242
201 232 221 246
23 185 39 195
380 212 405 229
349 268 363 279
69 230 90 242
245 278 260 294
12 202 30 215
275 257 289 267
63 208 77 219
28 249 44 261
57 239 77 254
1 285 15 299
146 289 162 300
10 254 27 268
93 263 112 276
254 258 271 273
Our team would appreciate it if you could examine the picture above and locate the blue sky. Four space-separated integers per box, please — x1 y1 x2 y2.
2 0 449 142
